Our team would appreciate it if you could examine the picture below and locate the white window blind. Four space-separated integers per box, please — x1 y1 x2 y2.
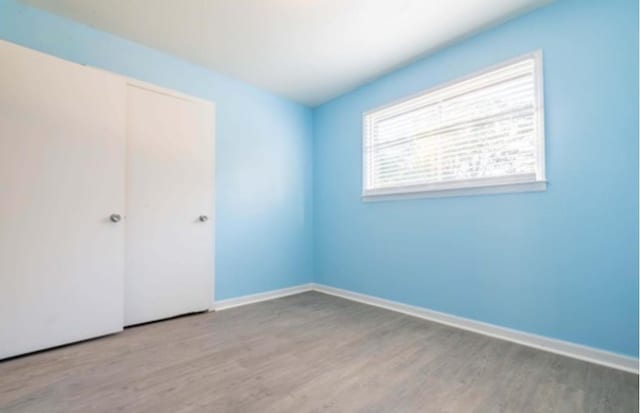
363 52 545 199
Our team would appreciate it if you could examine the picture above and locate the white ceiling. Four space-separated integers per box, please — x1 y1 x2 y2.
22 0 551 106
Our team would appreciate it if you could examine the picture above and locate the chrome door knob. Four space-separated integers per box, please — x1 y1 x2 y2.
199 215 209 222
110 213 122 223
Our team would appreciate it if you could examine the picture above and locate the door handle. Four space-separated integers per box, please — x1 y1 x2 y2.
199 215 209 222
110 213 122 223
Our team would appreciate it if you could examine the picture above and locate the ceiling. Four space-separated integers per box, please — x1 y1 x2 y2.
22 0 552 106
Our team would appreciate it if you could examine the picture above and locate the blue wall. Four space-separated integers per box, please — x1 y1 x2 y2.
313 0 639 357
0 0 314 300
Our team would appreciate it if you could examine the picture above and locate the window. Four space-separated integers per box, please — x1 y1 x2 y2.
363 52 545 199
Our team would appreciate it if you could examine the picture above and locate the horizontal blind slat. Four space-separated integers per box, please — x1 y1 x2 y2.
370 63 535 121
368 108 535 153
373 77 535 130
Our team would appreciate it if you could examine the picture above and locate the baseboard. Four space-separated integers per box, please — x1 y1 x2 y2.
212 283 313 311
209 281 637 374
311 283 639 374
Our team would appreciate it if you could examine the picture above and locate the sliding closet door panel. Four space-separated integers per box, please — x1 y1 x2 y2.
0 41 126 359
125 85 214 326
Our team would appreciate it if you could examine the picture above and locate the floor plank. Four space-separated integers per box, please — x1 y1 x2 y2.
0 292 637 412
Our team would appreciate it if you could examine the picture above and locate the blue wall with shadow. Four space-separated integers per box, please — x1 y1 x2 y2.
313 0 639 357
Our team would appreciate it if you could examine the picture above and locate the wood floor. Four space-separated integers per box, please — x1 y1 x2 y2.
0 292 637 413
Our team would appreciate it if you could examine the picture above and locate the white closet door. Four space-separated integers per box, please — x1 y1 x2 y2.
125 84 214 326
0 41 126 359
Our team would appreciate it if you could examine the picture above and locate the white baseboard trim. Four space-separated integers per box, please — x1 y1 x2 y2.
212 283 313 311
311 283 639 374
208 282 637 374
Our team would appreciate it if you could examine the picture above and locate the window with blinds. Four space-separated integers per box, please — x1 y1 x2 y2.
363 52 545 199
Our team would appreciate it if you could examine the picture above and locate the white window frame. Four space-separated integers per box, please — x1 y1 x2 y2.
362 51 546 201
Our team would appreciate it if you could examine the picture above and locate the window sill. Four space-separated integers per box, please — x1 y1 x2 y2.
362 180 547 202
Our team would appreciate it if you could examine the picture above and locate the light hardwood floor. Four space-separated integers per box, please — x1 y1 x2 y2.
0 292 637 412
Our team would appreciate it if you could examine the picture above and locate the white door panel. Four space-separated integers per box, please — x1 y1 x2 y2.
0 41 126 359
125 84 213 326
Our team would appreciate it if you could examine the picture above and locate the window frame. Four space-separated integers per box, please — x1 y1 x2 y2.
362 50 546 201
